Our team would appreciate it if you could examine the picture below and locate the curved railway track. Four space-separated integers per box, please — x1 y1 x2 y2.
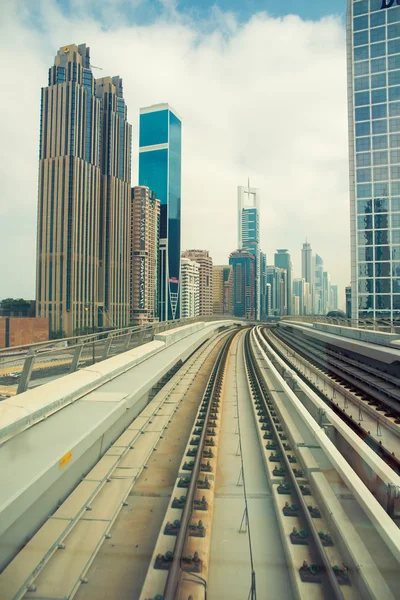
262 326 400 474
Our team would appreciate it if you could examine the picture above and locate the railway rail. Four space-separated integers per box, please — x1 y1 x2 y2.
263 326 400 473
244 330 347 600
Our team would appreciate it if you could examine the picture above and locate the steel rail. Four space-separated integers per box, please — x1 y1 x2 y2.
262 327 400 474
244 329 345 600
163 331 235 600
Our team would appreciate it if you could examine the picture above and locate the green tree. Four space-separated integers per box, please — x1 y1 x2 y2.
0 298 31 311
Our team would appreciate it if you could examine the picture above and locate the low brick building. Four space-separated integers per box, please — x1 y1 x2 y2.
0 317 49 349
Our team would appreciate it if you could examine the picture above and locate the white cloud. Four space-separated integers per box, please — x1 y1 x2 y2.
0 1 349 307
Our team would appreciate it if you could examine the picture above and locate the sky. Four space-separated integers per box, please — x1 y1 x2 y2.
0 0 349 308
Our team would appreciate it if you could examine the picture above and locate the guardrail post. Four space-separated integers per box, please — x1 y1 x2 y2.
123 332 132 351
102 336 113 360
17 350 36 394
69 344 83 373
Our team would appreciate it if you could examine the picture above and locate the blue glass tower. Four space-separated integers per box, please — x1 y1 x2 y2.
237 185 261 319
139 104 182 321
347 0 400 323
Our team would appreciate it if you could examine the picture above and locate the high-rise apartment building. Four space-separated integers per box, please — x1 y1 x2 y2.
213 265 233 315
314 254 324 314
130 186 160 325
229 250 255 319
274 249 292 315
181 250 213 316
238 184 260 319
347 1 400 322
36 44 132 336
301 242 313 285
330 284 339 311
139 104 182 321
181 258 200 318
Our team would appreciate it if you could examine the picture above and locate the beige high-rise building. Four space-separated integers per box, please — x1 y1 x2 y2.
212 265 233 315
130 186 160 325
181 250 213 316
36 44 132 336
181 258 200 318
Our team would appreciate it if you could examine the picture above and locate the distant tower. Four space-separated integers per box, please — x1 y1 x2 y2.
181 250 213 316
301 242 312 285
238 184 260 319
138 104 182 321
229 249 256 320
274 249 292 315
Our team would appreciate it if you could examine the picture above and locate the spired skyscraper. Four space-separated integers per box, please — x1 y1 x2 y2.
347 1 400 322
139 104 182 321
36 44 132 335
237 184 261 320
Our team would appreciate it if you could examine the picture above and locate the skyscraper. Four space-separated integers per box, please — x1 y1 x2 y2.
266 266 281 316
97 76 132 329
274 249 292 315
181 250 213 316
139 104 182 321
213 265 233 315
130 186 160 325
181 258 200 318
260 251 267 319
238 184 260 319
293 277 306 315
229 250 255 319
36 44 132 336
314 254 324 314
301 242 313 285
347 1 400 322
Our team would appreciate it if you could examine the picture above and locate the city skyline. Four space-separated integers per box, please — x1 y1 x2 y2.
2 1 350 303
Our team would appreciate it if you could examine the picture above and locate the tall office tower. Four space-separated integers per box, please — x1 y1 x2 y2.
96 76 132 329
266 266 281 316
279 269 288 316
229 250 255 319
260 251 267 319
304 282 312 315
36 44 102 336
330 284 339 311
212 265 233 315
293 277 306 315
323 271 331 314
314 254 324 314
130 186 160 325
181 250 213 316
238 184 261 319
266 283 272 316
301 242 313 285
274 249 292 315
346 285 352 318
293 295 300 315
347 1 400 322
139 104 182 321
180 258 200 318
36 44 132 336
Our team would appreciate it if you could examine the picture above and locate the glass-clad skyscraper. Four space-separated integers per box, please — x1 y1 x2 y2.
238 185 260 319
139 104 182 321
347 1 400 323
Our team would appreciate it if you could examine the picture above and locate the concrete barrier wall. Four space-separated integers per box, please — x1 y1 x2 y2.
312 322 400 347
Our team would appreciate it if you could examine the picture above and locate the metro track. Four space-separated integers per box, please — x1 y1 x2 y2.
263 326 400 474
272 325 400 419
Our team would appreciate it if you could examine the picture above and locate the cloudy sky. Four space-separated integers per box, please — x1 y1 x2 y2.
0 0 349 307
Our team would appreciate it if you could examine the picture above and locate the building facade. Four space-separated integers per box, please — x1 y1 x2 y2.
260 251 267 319
346 284 352 318
139 104 182 321
181 250 213 316
36 44 131 336
181 258 200 318
229 250 255 319
130 186 160 325
330 284 339 311
266 266 281 316
301 242 313 286
238 185 261 319
293 277 306 315
274 249 292 315
96 76 132 329
213 265 233 315
347 0 400 322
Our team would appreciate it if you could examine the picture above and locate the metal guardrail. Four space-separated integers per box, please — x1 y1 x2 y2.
0 316 237 396
281 315 400 334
